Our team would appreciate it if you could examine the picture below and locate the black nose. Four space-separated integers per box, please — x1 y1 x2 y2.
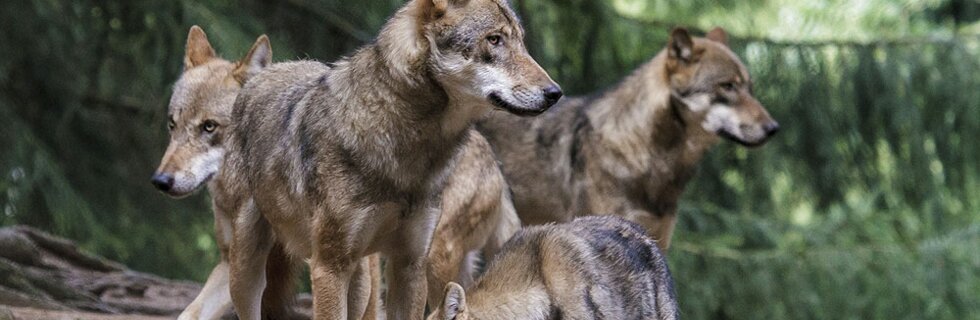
151 173 175 192
763 122 780 136
542 85 563 106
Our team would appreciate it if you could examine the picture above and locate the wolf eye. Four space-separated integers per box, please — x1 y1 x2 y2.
486 35 503 46
168 119 176 131
201 120 218 133
720 82 737 91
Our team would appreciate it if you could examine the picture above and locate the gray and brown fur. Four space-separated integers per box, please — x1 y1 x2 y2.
477 27 779 250
151 27 381 320
221 0 559 319
428 216 679 320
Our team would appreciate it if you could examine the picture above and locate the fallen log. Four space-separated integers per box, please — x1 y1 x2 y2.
0 225 203 318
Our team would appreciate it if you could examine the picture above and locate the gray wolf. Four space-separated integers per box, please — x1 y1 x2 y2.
477 27 779 250
221 0 560 318
428 216 679 320
150 26 380 320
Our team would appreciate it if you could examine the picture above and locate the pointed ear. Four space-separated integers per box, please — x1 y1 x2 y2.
418 0 469 21
442 282 467 320
417 0 450 20
668 27 694 62
233 35 272 84
184 25 216 70
706 27 729 46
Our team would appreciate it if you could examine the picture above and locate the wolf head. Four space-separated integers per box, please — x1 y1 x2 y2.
151 26 271 198
411 0 562 116
666 27 779 147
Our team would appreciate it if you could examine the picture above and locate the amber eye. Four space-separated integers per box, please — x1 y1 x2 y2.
487 34 503 46
201 120 218 133
168 119 176 131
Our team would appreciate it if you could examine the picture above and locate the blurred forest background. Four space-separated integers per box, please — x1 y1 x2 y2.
1 0 978 319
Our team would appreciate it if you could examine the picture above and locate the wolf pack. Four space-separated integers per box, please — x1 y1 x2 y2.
150 0 779 319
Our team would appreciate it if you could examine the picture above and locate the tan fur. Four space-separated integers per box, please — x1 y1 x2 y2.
153 27 379 320
222 0 558 319
427 216 679 320
426 130 520 308
478 27 778 250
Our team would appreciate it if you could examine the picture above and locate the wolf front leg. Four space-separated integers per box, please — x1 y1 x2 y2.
179 261 232 320
229 200 275 320
179 261 231 320
179 208 235 320
361 254 384 319
310 258 356 320
346 255 380 320
386 205 440 320
308 250 380 320
262 243 302 319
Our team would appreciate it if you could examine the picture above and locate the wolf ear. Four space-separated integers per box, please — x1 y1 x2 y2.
233 35 272 84
419 0 467 20
417 0 449 20
706 27 729 46
668 27 694 63
184 25 216 70
442 282 467 320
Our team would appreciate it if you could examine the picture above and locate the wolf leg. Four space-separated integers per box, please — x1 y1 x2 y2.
309 255 354 320
179 261 232 320
346 256 374 320
229 200 274 320
309 208 359 320
179 208 235 320
385 253 427 320
262 243 301 319
361 254 383 320
386 206 439 320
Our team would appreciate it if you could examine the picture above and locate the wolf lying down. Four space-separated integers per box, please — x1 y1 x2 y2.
430 216 679 320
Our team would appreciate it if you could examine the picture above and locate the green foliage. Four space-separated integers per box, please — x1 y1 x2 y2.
0 0 977 318
669 40 980 319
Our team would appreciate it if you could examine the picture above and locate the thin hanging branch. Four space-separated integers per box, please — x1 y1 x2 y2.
615 13 980 47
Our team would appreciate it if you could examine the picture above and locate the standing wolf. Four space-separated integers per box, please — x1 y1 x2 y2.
223 0 560 319
428 216 679 320
478 27 779 250
151 27 383 320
